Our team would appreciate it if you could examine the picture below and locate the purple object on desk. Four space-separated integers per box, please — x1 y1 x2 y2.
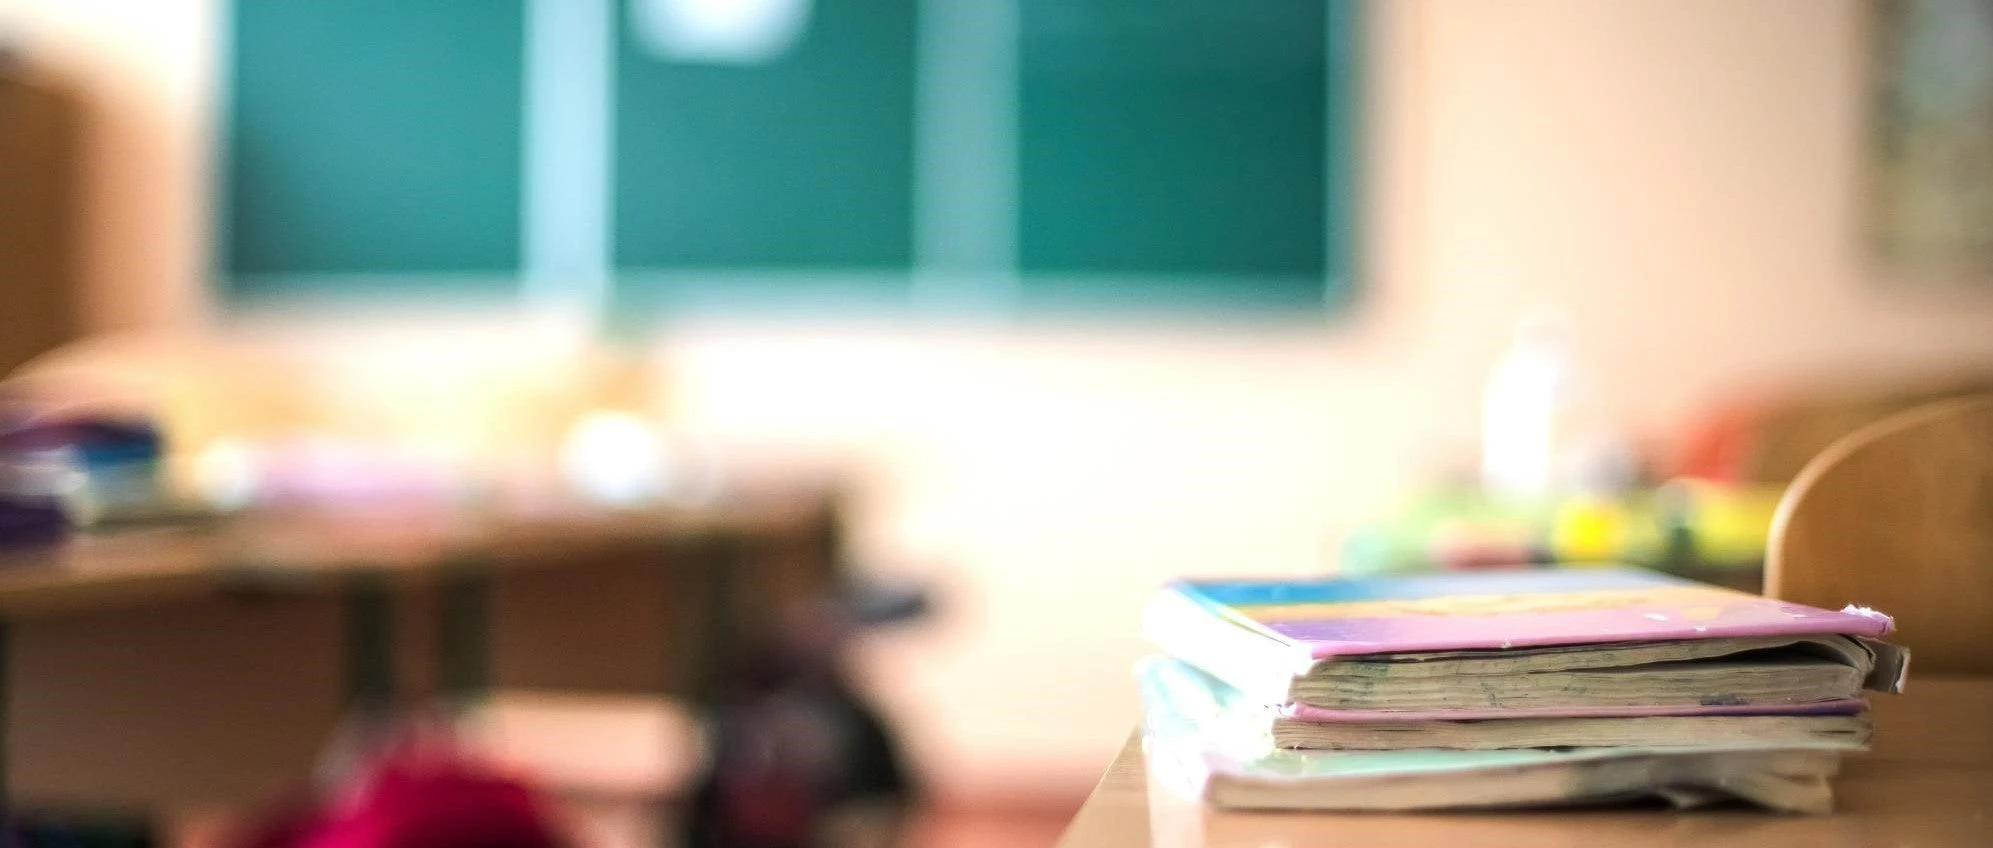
0 498 66 549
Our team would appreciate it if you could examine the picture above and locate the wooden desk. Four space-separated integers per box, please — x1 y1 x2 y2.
0 485 843 809
0 490 829 618
1057 678 1993 847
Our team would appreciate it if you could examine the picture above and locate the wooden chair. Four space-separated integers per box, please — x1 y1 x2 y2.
1766 394 1993 674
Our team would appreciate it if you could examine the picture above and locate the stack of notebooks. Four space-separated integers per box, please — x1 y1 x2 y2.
1139 567 1908 814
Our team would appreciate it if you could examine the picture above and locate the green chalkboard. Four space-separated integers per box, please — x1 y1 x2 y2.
612 0 917 272
220 0 525 300
215 0 1357 319
1016 0 1349 311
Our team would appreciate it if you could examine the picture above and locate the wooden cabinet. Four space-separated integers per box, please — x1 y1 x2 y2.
0 63 83 376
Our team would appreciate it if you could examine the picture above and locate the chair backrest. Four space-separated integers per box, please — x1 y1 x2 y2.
1766 394 1993 674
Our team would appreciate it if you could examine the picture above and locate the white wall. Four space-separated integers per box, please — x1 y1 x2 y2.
8 0 1993 800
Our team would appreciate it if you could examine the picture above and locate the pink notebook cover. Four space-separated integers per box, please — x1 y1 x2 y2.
1167 567 1894 661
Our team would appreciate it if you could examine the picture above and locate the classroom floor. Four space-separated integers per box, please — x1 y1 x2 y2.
903 804 1077 848
167 692 1081 848
174 799 1077 848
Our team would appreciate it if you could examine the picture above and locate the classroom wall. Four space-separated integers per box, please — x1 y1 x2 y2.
8 0 1993 800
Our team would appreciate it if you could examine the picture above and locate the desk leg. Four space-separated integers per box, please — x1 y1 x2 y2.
680 534 744 708
344 578 397 717
667 533 740 844
438 568 492 710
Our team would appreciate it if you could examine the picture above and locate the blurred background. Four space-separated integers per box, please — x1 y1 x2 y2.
1 0 1992 845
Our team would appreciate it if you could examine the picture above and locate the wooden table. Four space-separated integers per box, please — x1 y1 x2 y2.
0 482 845 810
1058 678 1993 847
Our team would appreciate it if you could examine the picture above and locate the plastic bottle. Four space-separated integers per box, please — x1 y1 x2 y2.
1480 309 1574 501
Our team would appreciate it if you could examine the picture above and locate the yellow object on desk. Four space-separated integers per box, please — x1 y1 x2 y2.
1667 479 1782 566
1545 496 1637 563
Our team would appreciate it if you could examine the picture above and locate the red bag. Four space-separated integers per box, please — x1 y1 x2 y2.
232 723 568 848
